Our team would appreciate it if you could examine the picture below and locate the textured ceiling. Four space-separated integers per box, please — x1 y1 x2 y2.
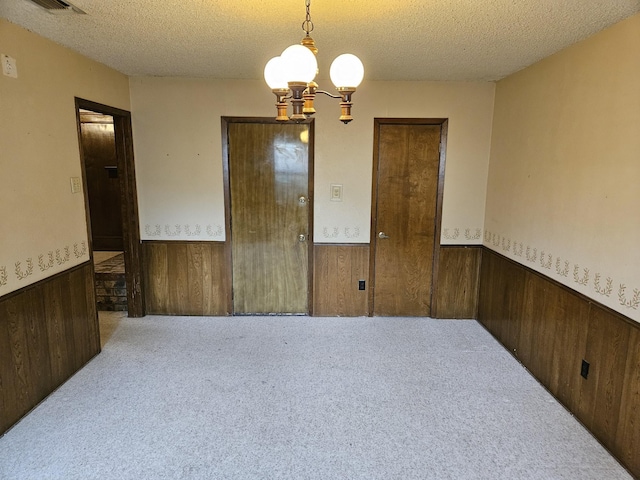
1 0 639 81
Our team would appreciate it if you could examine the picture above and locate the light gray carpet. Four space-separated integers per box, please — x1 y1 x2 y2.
0 314 631 480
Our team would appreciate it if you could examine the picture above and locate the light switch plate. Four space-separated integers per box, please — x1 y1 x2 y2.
1 54 18 78
70 177 82 194
330 183 343 202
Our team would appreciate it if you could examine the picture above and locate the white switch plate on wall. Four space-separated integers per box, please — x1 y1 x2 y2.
1 54 18 78
330 183 343 201
70 177 82 194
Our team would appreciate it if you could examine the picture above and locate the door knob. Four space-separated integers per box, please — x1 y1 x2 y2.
378 232 390 239
298 196 307 206
298 234 307 242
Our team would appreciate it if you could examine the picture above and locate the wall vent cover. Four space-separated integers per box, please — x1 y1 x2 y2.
27 0 86 14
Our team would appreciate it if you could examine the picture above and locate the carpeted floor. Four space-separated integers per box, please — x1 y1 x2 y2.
0 314 631 480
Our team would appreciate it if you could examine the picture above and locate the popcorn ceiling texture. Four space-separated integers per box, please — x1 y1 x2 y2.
1 0 639 80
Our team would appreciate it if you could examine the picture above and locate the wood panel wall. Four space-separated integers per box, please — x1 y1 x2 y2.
434 246 481 319
0 263 99 435
313 244 370 316
478 249 640 478
143 241 231 315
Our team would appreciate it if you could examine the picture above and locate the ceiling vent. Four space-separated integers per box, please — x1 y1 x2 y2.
27 0 86 14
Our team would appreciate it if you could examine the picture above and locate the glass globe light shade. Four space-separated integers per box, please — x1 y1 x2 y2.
264 56 288 90
281 44 318 83
330 54 364 88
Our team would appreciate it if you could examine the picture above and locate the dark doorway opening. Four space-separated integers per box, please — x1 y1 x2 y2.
75 98 145 318
79 110 124 251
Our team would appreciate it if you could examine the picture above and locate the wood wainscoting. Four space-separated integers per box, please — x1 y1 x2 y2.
143 241 231 316
313 244 370 316
312 244 480 318
434 246 482 319
0 262 100 435
478 248 640 478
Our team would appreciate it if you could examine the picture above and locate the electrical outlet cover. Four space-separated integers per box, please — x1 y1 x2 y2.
580 359 590 379
70 176 82 194
330 183 343 202
1 54 18 78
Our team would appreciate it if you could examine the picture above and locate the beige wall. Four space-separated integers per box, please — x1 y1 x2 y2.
0 20 130 296
130 78 495 244
485 14 640 322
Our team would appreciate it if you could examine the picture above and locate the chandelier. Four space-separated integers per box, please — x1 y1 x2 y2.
263 0 364 124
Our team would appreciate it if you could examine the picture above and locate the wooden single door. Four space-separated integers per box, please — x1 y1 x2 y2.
371 121 444 316
228 121 311 314
80 113 124 251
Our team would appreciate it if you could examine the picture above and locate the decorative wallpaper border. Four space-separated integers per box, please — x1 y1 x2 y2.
322 226 361 239
316 225 482 242
0 241 88 291
484 230 640 312
442 227 483 242
144 224 224 239
145 223 364 241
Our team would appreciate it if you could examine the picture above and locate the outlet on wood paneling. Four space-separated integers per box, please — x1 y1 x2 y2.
579 306 630 450
313 244 369 316
478 249 640 479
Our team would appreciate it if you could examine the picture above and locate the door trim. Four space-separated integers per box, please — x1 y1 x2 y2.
221 117 315 315
75 98 145 317
369 118 448 317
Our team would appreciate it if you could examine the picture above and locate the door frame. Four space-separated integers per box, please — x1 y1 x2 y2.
221 117 315 315
369 118 448 317
75 98 145 317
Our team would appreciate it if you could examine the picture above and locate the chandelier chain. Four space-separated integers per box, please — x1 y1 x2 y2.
302 0 314 35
